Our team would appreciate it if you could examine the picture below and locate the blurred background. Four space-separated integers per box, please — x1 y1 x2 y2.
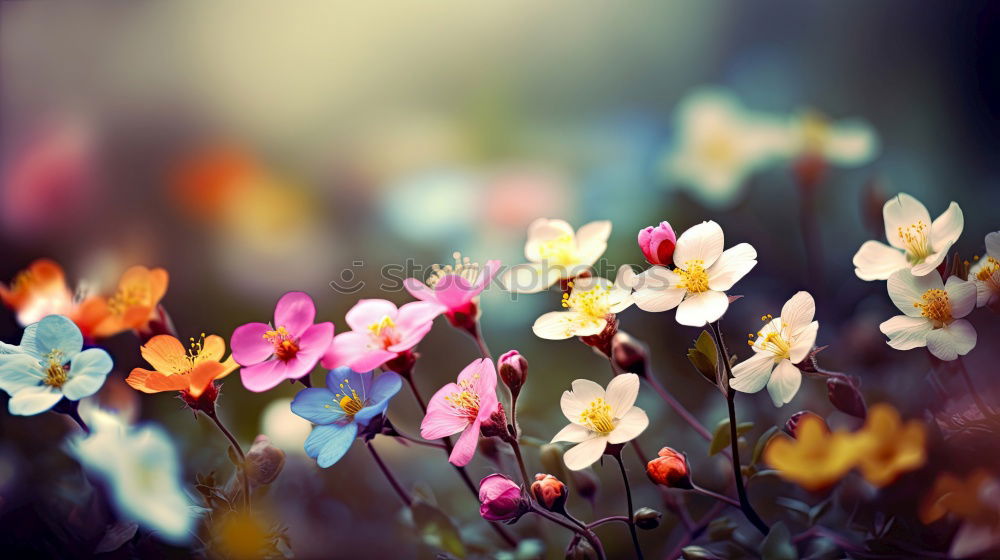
2 1 1000 558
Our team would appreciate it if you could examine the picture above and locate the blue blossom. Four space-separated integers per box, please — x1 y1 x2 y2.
291 367 402 467
0 315 112 415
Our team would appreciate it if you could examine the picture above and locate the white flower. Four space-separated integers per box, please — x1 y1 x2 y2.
551 374 648 471
503 218 612 294
969 231 1000 308
68 408 195 544
879 270 977 361
852 193 963 281
661 88 791 209
631 220 757 327
730 292 819 407
532 268 633 340
787 110 878 167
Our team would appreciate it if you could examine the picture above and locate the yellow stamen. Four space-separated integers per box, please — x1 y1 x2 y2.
427 252 482 288
914 289 952 326
444 374 481 419
564 284 613 319
677 260 709 293
368 316 396 337
579 398 615 435
897 220 932 263
536 234 577 266
334 378 366 416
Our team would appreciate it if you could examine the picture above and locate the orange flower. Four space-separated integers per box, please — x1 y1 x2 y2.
89 266 169 338
854 403 926 488
764 415 860 491
127 334 238 398
921 470 1000 525
0 259 77 326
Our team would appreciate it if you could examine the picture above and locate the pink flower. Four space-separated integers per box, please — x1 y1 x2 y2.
638 221 677 266
420 358 498 466
478 474 526 521
321 299 443 372
404 253 501 327
230 292 334 392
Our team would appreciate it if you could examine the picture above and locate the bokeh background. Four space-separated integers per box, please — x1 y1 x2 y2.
2 1 1000 558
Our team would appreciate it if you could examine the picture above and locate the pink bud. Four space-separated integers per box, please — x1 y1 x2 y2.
638 222 677 266
478 474 527 521
498 350 528 394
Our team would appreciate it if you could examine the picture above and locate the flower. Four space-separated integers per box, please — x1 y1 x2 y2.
532 271 633 340
852 193 963 281
403 252 500 327
0 315 112 415
290 367 402 467
730 291 819 407
87 266 170 338
67 407 194 544
631 220 757 327
763 414 860 491
787 109 879 167
920 470 999 525
854 403 926 488
646 447 691 488
321 299 441 372
126 333 239 399
231 292 334 392
551 374 649 471
502 218 612 294
0 259 78 327
478 474 527 521
497 350 528 395
660 88 791 208
638 221 677 266
531 473 567 511
970 231 1000 308
420 358 498 466
879 270 977 361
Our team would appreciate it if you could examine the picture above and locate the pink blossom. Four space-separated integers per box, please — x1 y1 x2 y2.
321 299 443 372
404 253 501 326
478 474 526 521
230 292 334 392
420 358 498 466
638 221 677 266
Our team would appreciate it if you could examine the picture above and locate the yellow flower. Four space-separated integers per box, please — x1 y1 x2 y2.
854 403 927 487
764 415 860 491
920 470 999 525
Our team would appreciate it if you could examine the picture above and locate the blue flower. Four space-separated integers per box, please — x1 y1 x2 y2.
291 367 402 467
0 315 113 415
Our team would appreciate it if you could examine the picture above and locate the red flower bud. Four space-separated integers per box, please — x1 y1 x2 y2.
611 331 649 378
638 222 677 266
498 350 528 395
646 447 691 488
478 474 527 521
530 473 567 512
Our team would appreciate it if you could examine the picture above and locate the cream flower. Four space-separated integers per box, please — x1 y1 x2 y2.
631 220 757 327
969 231 1000 308
532 269 633 340
787 110 878 166
551 374 649 471
880 270 977 361
730 291 819 407
503 219 612 293
853 193 963 281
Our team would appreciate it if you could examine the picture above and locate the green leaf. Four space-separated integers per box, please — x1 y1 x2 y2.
736 422 754 436
752 426 781 465
687 330 719 385
709 420 731 456
411 499 466 558
760 521 798 560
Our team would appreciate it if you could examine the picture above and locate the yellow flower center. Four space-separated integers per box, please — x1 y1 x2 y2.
427 252 482 288
43 354 69 388
107 284 149 316
366 315 401 349
561 282 613 319
263 326 299 361
749 315 791 360
536 234 577 266
800 111 831 154
677 261 710 293
579 398 615 435
976 256 999 283
897 220 932 263
444 375 481 419
185 333 209 366
326 377 367 417
699 133 737 166
914 289 952 326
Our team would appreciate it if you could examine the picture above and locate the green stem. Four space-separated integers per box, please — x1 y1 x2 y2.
367 441 412 507
206 411 250 511
612 452 644 560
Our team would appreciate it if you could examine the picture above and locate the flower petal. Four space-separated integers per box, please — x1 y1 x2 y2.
0 353 44 395
8 385 62 415
305 423 358 468
344 299 398 332
199 335 227 362
126 368 191 394
286 322 334 378
930 202 963 254
533 311 583 340
403 278 435 302
888 269 943 317
884 193 931 250
35 314 83 361
563 436 608 471
574 220 612 267
674 220 725 269
551 423 591 443
986 231 1000 257
502 262 563 294
730 352 775 393
62 348 111 400
789 321 819 364
273 292 317 337
560 379 606 423
911 250 949 277
240 359 287 393
925 320 976 361
780 291 816 331
322 331 387 371
707 243 757 291
632 268 685 312
139 335 188 375
525 219 575 261
422 382 469 439
291 387 345 425
766 359 801 407
394 300 444 335
944 277 976 319
355 372 403 424
879 315 933 350
852 240 909 281
448 421 480 466
457 358 497 398
230 323 274 366
605 373 640 417
675 290 728 327
608 407 648 444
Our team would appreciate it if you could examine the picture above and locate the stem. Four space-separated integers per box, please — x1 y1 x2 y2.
956 357 995 418
690 480 740 508
367 441 412 507
711 321 769 536
664 500 726 560
798 177 824 294
206 411 250 511
531 506 606 560
509 439 531 488
645 371 713 442
391 430 448 450
468 321 493 361
586 515 630 528
612 453 644 560
404 375 428 414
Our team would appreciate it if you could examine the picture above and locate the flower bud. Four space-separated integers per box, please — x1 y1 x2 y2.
565 539 598 560
579 314 618 357
826 378 867 419
245 435 286 486
478 474 528 522
633 507 662 530
611 331 649 378
498 350 528 396
785 411 824 438
646 447 691 488
479 403 512 442
638 222 677 266
539 444 568 482
531 474 568 512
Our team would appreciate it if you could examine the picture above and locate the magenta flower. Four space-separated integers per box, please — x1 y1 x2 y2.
638 221 677 266
404 253 501 326
420 358 498 466
230 292 334 392
321 299 443 372
478 474 527 521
